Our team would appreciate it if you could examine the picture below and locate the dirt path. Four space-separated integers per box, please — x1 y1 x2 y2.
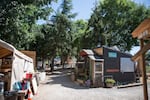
33 69 148 100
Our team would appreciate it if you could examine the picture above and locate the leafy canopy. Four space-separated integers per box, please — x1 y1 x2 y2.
84 0 150 51
0 0 56 49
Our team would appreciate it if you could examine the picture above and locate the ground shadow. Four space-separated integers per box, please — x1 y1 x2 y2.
42 69 88 89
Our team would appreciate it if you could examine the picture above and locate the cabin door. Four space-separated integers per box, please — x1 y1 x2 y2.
94 61 103 87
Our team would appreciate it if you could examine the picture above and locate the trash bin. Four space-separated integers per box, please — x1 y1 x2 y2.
4 91 17 100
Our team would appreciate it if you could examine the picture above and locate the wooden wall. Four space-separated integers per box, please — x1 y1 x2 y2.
103 47 136 84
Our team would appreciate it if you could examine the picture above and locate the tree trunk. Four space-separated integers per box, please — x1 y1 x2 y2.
61 56 66 69
50 56 55 72
41 56 45 70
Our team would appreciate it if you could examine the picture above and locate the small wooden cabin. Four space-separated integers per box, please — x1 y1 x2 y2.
76 46 136 87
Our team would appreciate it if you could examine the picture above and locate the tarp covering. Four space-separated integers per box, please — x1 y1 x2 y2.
0 39 34 90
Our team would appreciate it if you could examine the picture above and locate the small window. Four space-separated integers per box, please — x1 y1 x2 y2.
95 62 102 71
108 52 117 58
120 58 134 72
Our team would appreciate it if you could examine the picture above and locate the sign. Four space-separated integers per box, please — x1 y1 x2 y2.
108 52 117 58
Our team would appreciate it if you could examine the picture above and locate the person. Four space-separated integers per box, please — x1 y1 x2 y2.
45 64 49 71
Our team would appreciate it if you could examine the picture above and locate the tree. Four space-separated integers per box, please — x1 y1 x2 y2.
85 0 150 51
72 20 88 58
49 0 76 69
32 24 57 69
0 0 55 49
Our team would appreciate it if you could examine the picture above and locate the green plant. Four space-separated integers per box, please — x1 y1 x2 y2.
105 78 116 84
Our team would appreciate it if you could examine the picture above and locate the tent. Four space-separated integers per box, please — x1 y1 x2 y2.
0 39 34 90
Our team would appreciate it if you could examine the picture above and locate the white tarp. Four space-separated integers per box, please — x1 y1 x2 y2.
0 39 34 90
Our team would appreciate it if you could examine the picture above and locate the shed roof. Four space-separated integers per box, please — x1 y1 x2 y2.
89 55 104 61
80 49 94 56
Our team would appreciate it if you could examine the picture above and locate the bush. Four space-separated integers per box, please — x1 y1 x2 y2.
105 78 116 84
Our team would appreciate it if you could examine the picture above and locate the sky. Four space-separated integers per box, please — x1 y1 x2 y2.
71 0 97 20
37 0 150 24
72 0 150 20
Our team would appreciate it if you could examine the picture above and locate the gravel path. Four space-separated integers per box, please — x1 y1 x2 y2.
33 69 149 100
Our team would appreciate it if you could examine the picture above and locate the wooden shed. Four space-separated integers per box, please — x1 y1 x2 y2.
76 46 136 87
0 39 34 91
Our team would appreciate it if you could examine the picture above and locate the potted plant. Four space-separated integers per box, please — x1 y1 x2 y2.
105 78 116 88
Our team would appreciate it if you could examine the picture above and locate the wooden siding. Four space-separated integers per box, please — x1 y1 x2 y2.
103 47 136 83
93 48 103 55
0 46 12 58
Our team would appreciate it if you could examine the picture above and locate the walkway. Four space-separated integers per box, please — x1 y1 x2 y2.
33 69 149 100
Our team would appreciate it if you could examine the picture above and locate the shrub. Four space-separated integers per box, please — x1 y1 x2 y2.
105 78 116 84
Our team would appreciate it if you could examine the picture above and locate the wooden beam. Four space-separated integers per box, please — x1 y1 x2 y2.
0 49 12 58
140 39 148 100
132 42 150 61
132 18 150 38
93 48 103 55
137 28 150 40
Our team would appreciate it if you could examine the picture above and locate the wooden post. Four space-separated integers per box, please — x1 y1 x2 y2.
140 39 148 100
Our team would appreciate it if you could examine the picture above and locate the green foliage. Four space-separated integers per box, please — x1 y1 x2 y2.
0 0 55 49
72 20 88 57
31 0 76 68
105 78 116 84
85 0 150 51
49 0 76 58
34 24 56 58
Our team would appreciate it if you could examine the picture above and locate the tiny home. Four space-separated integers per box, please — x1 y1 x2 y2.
0 39 34 91
76 46 136 87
